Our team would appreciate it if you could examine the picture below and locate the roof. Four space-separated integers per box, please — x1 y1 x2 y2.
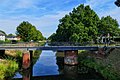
0 32 5 36
6 36 16 38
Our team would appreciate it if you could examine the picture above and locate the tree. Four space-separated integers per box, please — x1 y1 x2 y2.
69 33 79 42
98 16 120 37
0 30 6 36
7 33 15 37
16 21 44 42
115 0 120 7
48 33 56 40
50 4 100 43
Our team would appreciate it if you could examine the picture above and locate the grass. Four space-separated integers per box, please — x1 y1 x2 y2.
78 50 120 80
0 50 24 80
0 42 45 80
0 59 18 80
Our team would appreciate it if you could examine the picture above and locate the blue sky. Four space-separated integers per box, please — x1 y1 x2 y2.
0 0 120 38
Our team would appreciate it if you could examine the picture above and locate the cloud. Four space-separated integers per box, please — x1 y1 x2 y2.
16 0 34 9
0 0 76 37
85 0 120 25
31 11 70 37
0 0 119 38
0 10 70 37
85 0 114 15
0 19 21 34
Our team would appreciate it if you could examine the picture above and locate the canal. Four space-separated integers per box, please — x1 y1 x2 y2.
12 44 104 80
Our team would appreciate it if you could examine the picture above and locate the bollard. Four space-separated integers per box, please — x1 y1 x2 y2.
64 50 78 65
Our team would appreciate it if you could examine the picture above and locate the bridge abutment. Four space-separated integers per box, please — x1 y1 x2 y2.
0 50 5 57
64 50 78 65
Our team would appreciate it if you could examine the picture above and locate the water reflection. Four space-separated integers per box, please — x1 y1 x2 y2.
33 50 59 76
64 65 78 80
13 50 104 80
22 68 32 80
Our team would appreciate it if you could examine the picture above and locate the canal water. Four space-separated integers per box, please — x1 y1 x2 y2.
33 50 59 76
13 44 104 80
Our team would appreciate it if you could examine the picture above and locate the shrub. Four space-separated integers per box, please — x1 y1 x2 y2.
0 60 18 79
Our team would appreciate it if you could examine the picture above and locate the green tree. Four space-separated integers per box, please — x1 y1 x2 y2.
69 33 79 42
0 30 6 36
7 34 15 37
16 21 44 42
98 16 120 37
48 33 56 40
50 4 100 43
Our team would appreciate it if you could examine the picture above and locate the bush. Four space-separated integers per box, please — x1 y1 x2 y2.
78 51 120 80
0 60 18 79
0 63 6 80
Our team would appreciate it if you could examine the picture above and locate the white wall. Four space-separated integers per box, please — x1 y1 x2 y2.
0 35 5 41
7 37 17 40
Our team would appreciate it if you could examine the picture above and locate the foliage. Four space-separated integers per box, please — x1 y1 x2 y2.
0 30 6 36
5 39 11 43
78 51 120 80
33 50 42 62
98 16 120 36
115 0 120 7
16 21 44 42
49 4 119 43
0 39 11 44
0 60 18 80
7 33 15 37
16 50 22 57
48 33 56 40
50 4 100 43
0 40 4 44
0 63 6 80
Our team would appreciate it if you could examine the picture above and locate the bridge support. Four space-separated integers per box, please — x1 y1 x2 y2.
0 50 5 57
29 50 33 66
22 51 31 69
64 50 78 65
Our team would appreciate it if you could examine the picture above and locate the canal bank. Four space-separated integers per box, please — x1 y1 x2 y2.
0 49 42 80
78 49 120 80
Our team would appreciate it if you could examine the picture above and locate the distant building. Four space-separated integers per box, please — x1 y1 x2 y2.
0 32 5 41
16 36 21 41
6 36 21 41
6 36 17 40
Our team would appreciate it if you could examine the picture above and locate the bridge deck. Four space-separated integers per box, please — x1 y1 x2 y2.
0 44 120 51
0 46 99 50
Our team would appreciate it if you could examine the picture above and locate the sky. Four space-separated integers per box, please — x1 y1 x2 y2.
0 0 120 38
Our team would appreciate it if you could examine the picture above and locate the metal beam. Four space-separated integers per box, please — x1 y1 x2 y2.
0 46 99 51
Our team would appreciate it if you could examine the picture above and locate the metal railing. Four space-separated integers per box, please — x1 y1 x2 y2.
47 42 95 46
0 41 119 47
0 42 41 47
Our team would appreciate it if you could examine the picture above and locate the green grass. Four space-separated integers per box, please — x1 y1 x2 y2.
0 59 18 80
0 42 44 80
78 50 120 80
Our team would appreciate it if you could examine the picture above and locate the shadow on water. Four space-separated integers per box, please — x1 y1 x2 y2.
12 50 104 80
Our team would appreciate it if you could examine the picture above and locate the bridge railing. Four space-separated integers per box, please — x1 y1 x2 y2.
1 41 117 47
47 42 95 46
0 42 41 47
0 42 95 47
